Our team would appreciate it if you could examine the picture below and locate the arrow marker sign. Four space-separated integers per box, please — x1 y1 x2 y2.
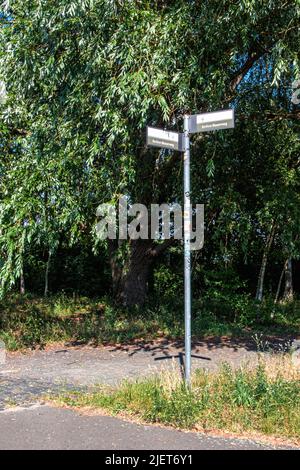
147 126 185 152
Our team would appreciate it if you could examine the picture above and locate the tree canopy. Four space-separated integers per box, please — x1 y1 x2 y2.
0 0 299 307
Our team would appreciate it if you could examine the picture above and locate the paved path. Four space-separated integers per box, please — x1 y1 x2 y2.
0 404 294 450
0 339 298 450
0 338 264 408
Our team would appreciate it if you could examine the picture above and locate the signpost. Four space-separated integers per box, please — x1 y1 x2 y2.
183 115 191 386
147 109 235 386
146 126 185 152
189 109 234 133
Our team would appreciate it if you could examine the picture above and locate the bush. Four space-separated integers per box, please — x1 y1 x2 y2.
0 291 299 351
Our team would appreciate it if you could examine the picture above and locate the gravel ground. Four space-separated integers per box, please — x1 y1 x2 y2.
0 337 265 408
0 338 298 450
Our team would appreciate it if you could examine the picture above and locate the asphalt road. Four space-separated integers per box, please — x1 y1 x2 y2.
0 404 294 450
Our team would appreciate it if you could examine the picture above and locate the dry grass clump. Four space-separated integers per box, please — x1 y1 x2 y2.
53 353 300 442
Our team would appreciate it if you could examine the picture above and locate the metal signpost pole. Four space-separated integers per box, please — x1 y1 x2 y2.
146 108 234 387
183 115 191 386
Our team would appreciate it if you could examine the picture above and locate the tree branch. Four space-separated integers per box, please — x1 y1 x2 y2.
229 50 265 94
147 238 176 257
239 110 300 122
7 126 29 137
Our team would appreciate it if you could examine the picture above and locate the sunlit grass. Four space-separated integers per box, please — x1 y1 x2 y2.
0 293 299 351
52 355 300 441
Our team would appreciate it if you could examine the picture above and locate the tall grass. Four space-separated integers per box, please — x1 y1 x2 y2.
55 356 300 441
0 293 299 351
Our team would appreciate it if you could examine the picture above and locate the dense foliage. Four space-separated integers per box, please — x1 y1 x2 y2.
0 1 299 326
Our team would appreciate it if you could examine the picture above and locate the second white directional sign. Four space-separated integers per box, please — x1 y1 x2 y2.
189 109 234 133
147 126 185 152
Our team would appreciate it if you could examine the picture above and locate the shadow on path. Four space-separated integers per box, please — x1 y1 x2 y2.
109 334 294 357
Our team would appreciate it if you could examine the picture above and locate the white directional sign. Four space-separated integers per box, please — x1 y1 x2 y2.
147 126 185 151
189 109 234 133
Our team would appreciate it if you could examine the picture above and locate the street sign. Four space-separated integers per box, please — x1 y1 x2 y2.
189 109 234 133
146 108 235 387
147 126 185 151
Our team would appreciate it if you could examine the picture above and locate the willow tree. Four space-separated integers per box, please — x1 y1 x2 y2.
0 0 299 305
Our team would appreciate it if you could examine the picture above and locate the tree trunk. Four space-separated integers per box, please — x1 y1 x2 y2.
44 250 51 297
274 259 287 304
118 240 154 307
108 240 123 296
283 258 293 301
20 269 25 295
256 223 276 302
